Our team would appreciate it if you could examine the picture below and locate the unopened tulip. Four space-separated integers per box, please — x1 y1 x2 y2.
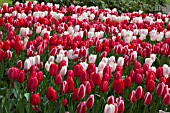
46 86 57 102
62 98 68 107
163 93 170 106
60 81 68 94
92 73 102 86
87 63 96 75
17 60 22 69
156 82 165 97
60 66 67 76
27 76 38 92
30 93 40 105
67 77 74 92
49 63 58 76
107 96 115 105
54 74 62 85
24 59 31 70
100 81 108 92
146 79 155 92
104 104 116 113
112 79 124 95
8 67 19 80
88 54 97 63
117 100 124 113
128 90 136 103
80 70 88 83
86 94 94 109
144 92 152 106
73 64 83 77
16 70 25 83
78 84 86 99
77 102 86 113
135 86 144 100
117 57 124 66
124 76 132 88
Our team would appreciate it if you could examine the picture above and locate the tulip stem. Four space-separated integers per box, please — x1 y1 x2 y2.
143 106 147 113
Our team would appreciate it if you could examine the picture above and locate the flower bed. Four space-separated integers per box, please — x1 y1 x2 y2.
0 1 170 113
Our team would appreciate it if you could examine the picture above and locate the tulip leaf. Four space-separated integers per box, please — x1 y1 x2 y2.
24 93 30 102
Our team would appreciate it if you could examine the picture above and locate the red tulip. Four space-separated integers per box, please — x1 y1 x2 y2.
72 88 80 101
86 94 94 109
37 71 44 83
30 65 38 73
156 67 163 79
3 40 11 51
156 82 165 97
92 73 102 86
30 93 40 105
27 76 38 92
16 70 25 83
114 71 122 80
161 85 169 98
87 63 96 75
78 84 86 99
66 70 74 79
83 81 91 94
128 90 136 103
159 77 166 83
103 66 111 77
144 92 152 106
73 64 83 77
49 63 58 76
166 76 170 88
117 100 124 113
135 86 144 100
59 60 66 70
124 76 132 88
4 50 12 60
77 102 86 113
146 79 155 92
46 86 57 102
80 70 88 83
17 60 22 69
103 73 110 82
134 61 141 71
99 81 108 92
134 73 143 85
112 79 124 95
163 93 170 106
54 74 62 85
8 67 19 80
67 77 74 92
60 81 68 94
62 98 68 107
107 96 115 105
0 50 4 62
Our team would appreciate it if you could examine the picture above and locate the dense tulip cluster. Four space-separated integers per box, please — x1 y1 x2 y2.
0 1 170 113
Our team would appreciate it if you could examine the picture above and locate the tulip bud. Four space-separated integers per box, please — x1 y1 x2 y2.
54 74 62 85
163 93 170 106
156 67 163 79
4 50 12 60
24 59 31 70
107 96 115 105
117 100 124 113
161 85 169 98
112 79 124 95
60 81 68 94
79 84 86 99
88 54 97 63
67 77 74 92
166 76 170 88
104 104 116 113
128 90 136 103
80 70 88 83
124 76 132 88
27 76 38 92
144 92 152 106
16 70 25 83
92 73 102 86
134 73 143 85
30 93 40 105
60 66 67 76
72 88 80 101
37 71 44 83
46 86 57 102
17 60 22 69
62 98 68 107
156 82 165 97
73 64 83 77
114 71 122 80
49 63 58 76
8 67 19 81
86 94 94 109
87 63 96 75
135 86 144 100
77 102 86 113
117 57 124 66
146 79 155 92
99 81 108 93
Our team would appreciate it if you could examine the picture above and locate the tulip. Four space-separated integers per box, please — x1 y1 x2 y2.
156 67 163 79
62 98 68 107
72 88 80 101
117 100 124 113
104 104 116 113
4 50 12 60
134 73 143 85
156 82 165 97
24 59 31 70
128 90 136 103
60 81 68 94
37 71 44 83
87 63 96 75
99 81 108 92
60 66 67 76
16 70 25 83
17 60 22 69
112 79 124 95
114 71 122 80
67 77 74 92
46 86 57 102
54 74 62 85
135 86 144 100
103 66 112 77
78 84 86 99
144 92 152 106
30 93 40 105
107 96 115 105
117 57 124 66
92 73 102 86
8 67 19 81
146 79 155 92
49 63 58 76
77 102 86 113
80 70 88 83
166 76 170 88
124 76 132 88
27 76 38 92
163 93 170 106
73 64 83 77
86 94 94 109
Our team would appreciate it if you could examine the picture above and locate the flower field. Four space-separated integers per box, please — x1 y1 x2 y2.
0 1 170 113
